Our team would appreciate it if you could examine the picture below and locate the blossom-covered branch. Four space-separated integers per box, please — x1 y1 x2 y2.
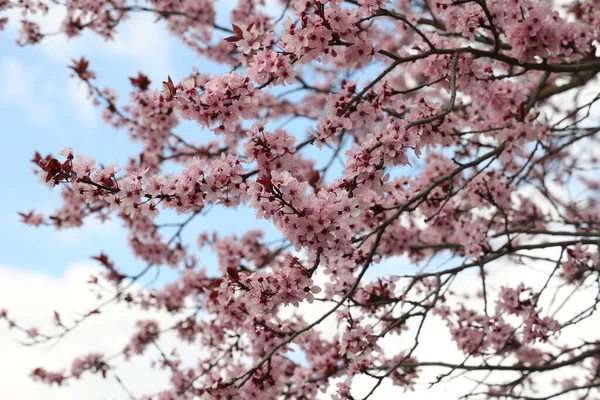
3 0 600 399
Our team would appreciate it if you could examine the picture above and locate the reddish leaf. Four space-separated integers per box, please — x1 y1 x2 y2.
69 57 93 80
162 75 176 95
226 266 240 282
224 35 241 43
224 23 244 43
232 24 243 37
129 72 151 91
308 169 320 189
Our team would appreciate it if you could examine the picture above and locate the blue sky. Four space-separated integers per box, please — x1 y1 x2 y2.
0 8 284 282
0 0 420 286
0 0 373 285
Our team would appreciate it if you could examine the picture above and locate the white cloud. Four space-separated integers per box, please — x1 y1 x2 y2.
0 263 184 399
0 57 55 126
3 6 88 64
5 5 174 80
67 79 99 130
102 15 173 80
0 247 598 400
291 252 600 399
54 217 121 244
0 56 99 131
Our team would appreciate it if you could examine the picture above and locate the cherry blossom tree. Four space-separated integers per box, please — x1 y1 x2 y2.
2 0 600 398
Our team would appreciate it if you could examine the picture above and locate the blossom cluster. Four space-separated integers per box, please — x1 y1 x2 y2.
3 0 600 398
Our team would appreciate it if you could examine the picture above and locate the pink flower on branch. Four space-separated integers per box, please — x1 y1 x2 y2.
3 0 600 398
